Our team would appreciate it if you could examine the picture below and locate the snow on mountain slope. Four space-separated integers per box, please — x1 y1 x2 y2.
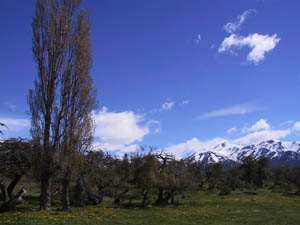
198 151 240 169
196 140 300 167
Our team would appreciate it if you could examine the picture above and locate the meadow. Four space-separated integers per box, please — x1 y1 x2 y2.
1 189 300 225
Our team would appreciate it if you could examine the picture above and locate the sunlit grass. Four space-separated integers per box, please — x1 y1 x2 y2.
1 189 300 225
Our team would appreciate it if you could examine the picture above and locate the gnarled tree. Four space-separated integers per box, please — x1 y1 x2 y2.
0 138 32 212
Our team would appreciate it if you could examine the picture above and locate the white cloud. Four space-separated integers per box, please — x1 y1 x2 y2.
219 33 280 64
224 9 256 34
234 129 291 145
0 117 30 133
227 127 237 134
152 100 177 113
93 107 149 145
166 128 291 157
182 100 190 105
0 118 30 128
196 102 263 120
194 34 201 46
166 137 228 157
0 117 30 138
146 120 161 134
92 107 160 152
280 120 295 127
93 142 139 153
243 119 270 133
293 121 300 131
161 101 175 111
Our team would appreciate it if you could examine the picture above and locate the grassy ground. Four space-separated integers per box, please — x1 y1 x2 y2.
1 189 300 225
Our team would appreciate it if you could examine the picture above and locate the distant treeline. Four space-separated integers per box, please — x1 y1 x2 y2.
1 138 300 212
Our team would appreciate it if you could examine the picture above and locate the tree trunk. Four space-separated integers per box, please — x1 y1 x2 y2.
7 174 23 198
141 189 149 207
81 175 100 205
156 188 164 205
0 182 9 203
114 189 128 204
0 182 26 213
170 190 175 205
73 178 84 206
40 175 51 211
62 178 70 211
164 191 171 204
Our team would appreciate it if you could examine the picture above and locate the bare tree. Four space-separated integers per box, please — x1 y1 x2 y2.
28 0 96 211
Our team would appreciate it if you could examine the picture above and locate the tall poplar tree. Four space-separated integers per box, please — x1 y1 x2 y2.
28 0 97 211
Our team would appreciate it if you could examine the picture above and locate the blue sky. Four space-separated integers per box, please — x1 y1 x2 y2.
1 0 300 156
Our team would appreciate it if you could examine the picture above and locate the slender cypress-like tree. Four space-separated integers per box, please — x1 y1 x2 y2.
29 0 96 211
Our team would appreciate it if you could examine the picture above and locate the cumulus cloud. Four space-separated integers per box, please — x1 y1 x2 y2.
0 117 30 138
0 117 30 133
196 102 263 120
93 107 149 145
0 118 30 128
224 9 256 34
93 142 139 153
92 107 160 152
219 33 280 64
234 129 291 145
166 128 291 157
227 127 237 134
161 101 175 111
293 121 300 131
243 119 270 133
165 118 293 157
166 137 228 157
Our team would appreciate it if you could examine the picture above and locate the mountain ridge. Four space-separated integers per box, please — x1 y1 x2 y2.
196 140 300 167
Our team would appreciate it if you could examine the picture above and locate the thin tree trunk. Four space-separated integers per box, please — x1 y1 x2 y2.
40 111 52 211
141 189 149 207
73 178 84 206
62 178 70 211
156 188 164 205
0 182 9 203
40 175 51 211
170 190 175 205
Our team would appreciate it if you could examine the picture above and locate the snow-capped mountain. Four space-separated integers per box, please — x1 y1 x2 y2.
198 151 240 169
196 140 300 167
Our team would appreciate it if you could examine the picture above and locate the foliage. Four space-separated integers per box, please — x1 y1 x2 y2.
239 156 270 189
0 138 32 212
0 138 32 178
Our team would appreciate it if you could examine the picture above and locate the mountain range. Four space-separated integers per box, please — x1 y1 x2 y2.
196 140 300 168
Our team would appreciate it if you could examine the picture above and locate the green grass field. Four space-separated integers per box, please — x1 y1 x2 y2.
1 189 300 225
